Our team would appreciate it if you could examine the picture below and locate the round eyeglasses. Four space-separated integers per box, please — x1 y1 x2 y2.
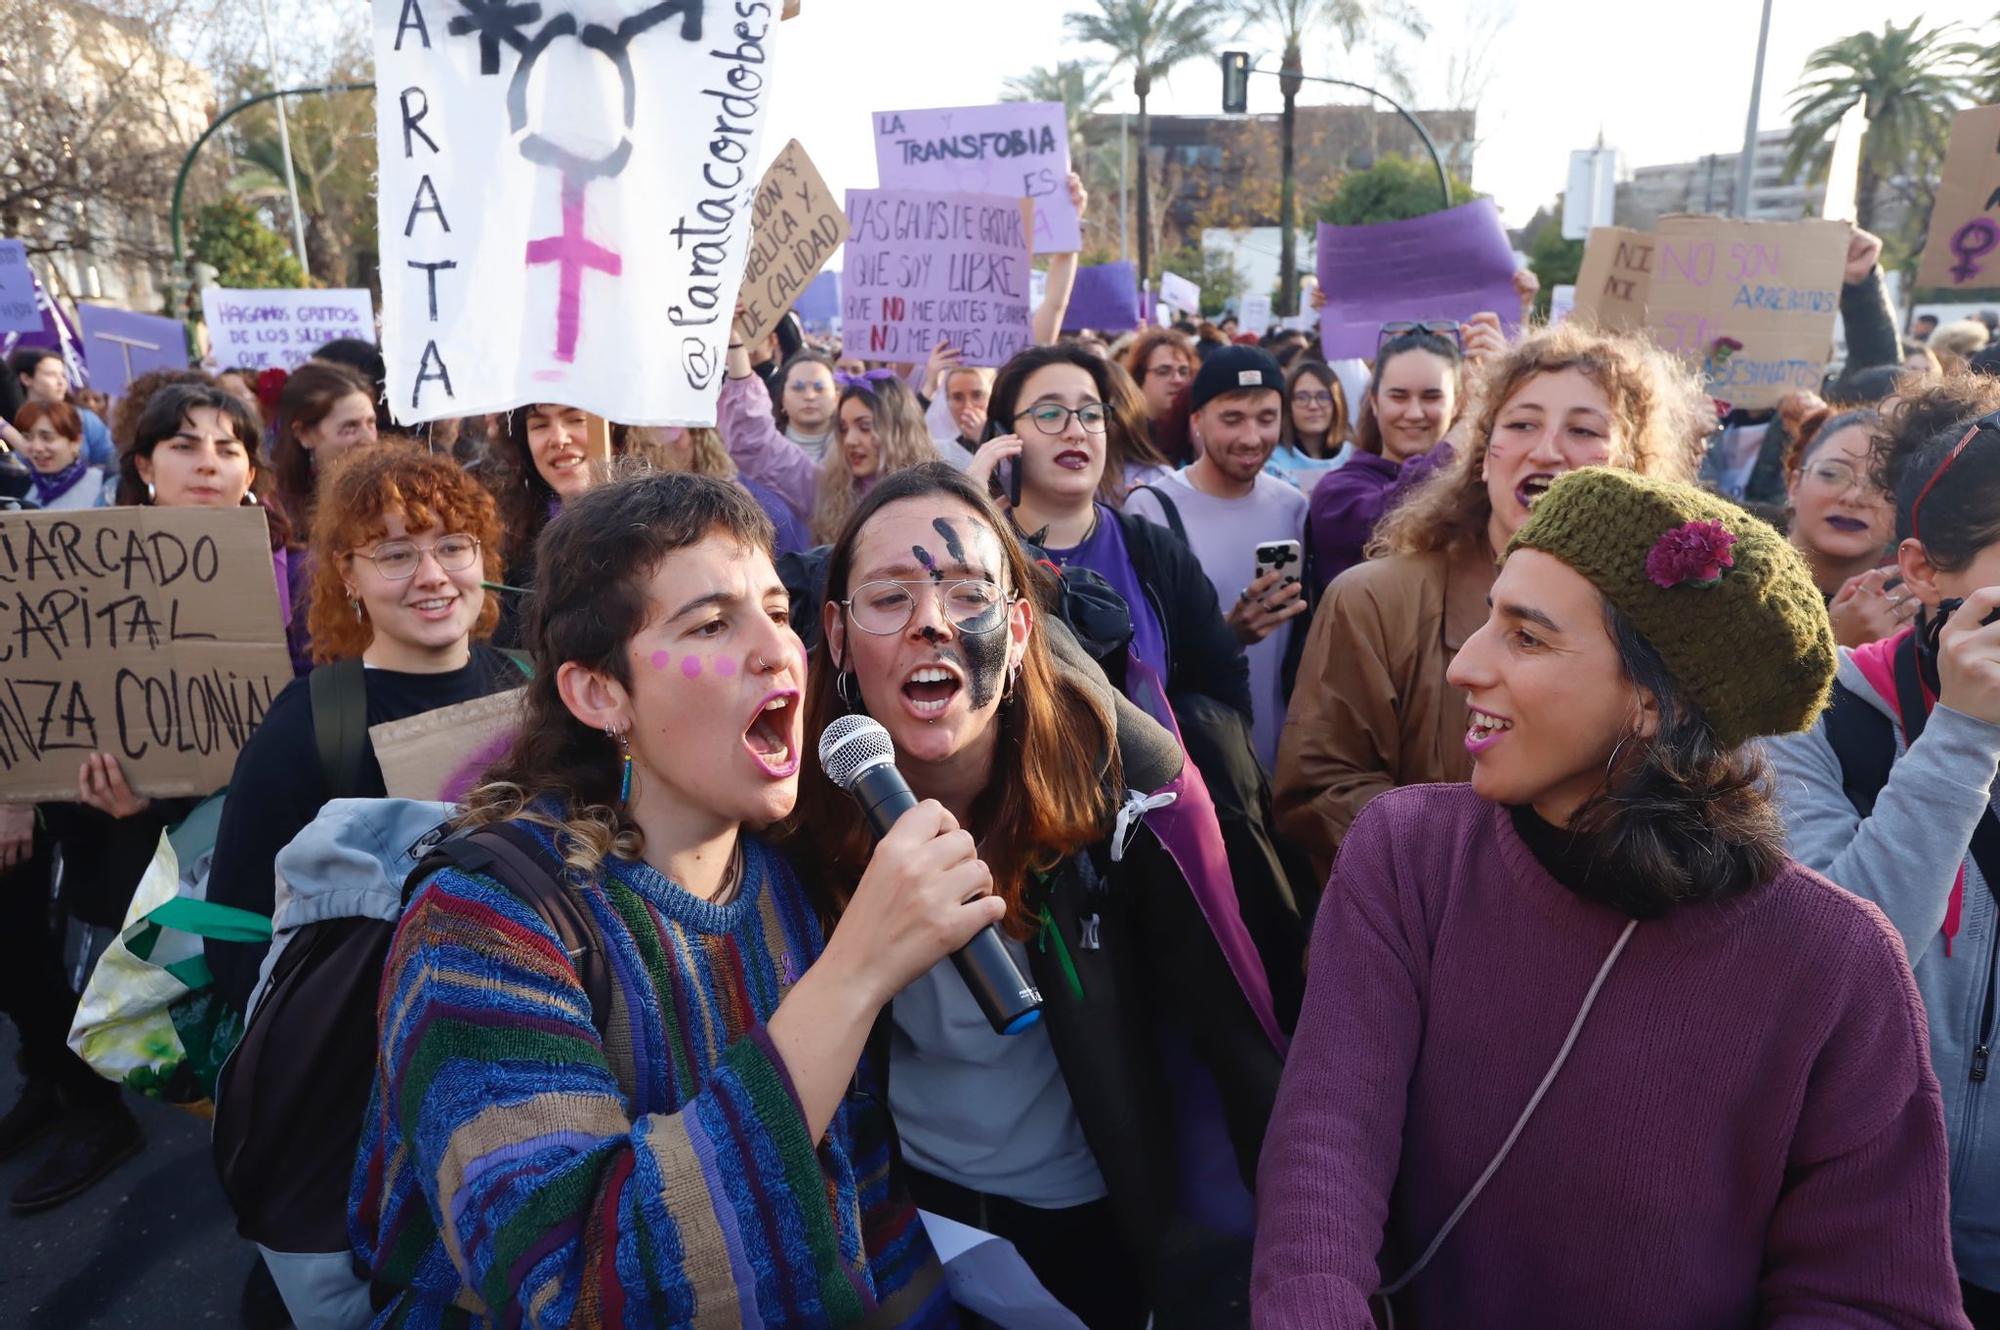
350 534 482 581
1013 402 1109 435
843 579 1010 635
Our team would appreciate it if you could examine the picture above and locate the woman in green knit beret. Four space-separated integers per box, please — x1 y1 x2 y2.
1254 468 1967 1330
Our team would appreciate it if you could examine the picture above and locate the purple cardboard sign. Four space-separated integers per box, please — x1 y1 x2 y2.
842 189 1035 368
0 241 38 334
1063 261 1141 332
76 305 189 397
874 102 1080 254
1317 198 1519 359
794 270 840 331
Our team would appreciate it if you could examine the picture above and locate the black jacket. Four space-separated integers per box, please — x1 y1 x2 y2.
1100 508 1253 722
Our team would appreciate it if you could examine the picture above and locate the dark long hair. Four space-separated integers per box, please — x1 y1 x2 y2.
987 344 1168 506
1566 601 1785 916
1870 373 2000 572
782 462 1117 938
485 406 638 567
459 472 774 873
116 383 289 551
1354 329 1462 457
270 362 374 545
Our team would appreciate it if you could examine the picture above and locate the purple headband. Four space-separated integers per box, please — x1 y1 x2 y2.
835 368 897 392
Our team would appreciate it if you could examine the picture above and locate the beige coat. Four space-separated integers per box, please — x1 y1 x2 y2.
1274 540 1496 885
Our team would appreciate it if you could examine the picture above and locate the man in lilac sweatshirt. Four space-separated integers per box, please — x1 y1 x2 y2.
1254 468 1967 1329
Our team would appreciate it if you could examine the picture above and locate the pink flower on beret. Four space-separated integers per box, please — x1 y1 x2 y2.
1645 519 1738 590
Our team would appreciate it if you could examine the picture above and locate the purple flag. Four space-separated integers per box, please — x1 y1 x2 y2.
1317 198 1519 359
1063 261 1141 332
76 305 189 397
0 273 88 388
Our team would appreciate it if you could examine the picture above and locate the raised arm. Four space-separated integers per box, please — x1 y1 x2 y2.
1032 174 1087 346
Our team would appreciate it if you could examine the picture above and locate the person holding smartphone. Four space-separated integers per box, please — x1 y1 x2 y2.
1768 373 2000 1325
1124 346 1309 772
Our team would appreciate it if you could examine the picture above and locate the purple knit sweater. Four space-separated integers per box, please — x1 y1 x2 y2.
1253 784 1967 1330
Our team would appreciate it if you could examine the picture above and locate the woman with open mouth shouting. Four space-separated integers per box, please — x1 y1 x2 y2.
1255 468 1964 1329
353 473 1003 1328
783 463 1283 1329
1274 323 1711 887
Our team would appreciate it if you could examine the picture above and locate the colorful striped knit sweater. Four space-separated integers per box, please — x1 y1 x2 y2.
348 821 955 1329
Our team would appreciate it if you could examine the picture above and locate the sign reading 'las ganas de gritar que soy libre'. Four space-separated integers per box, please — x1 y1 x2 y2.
372 0 785 427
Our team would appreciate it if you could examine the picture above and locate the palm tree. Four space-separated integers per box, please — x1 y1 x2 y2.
1784 19 1974 233
1003 60 1117 161
1067 0 1236 280
1233 0 1426 312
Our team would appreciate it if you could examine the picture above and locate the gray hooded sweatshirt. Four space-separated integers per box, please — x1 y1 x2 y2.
1766 642 2000 1291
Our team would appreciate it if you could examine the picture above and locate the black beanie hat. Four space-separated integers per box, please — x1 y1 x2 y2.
1189 345 1285 412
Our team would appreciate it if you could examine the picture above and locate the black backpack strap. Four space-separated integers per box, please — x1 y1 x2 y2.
1821 679 1896 819
308 657 369 800
1127 483 1188 545
406 825 613 1035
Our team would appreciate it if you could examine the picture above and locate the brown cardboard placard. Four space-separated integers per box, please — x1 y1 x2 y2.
1572 226 1655 333
1915 104 2000 292
734 139 850 348
0 505 291 800
782 0 800 17
370 687 525 803
1643 214 1848 412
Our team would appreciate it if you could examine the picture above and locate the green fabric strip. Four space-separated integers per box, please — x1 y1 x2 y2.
1037 905 1084 1002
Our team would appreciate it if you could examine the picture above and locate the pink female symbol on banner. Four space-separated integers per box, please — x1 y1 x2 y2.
1950 218 2000 284
447 1 702 363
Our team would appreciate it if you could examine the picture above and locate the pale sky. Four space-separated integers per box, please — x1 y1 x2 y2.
757 0 1996 230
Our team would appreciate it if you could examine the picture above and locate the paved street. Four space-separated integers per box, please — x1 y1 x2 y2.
0 1028 250 1328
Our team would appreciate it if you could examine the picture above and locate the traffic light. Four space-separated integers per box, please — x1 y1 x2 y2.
1222 51 1250 114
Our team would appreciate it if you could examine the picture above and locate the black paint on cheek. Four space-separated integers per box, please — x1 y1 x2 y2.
912 545 943 581
932 518 967 564
961 624 1009 709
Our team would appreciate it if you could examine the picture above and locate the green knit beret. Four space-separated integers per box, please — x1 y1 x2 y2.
1508 468 1836 747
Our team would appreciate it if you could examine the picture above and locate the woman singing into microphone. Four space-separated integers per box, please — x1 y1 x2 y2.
1253 469 1964 1328
351 473 1002 1328
785 462 1283 1330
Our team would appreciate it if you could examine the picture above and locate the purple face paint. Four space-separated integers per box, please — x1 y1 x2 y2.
715 655 738 677
680 656 703 680
651 650 672 671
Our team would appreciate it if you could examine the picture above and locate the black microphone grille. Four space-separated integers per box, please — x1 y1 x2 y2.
817 713 896 792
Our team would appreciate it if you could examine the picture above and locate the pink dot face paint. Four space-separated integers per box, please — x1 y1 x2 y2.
680 655 703 680
651 650 672 671
714 655 738 678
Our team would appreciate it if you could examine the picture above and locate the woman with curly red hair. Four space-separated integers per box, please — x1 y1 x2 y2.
201 442 523 1016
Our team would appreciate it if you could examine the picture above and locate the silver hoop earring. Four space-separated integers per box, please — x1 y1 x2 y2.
835 671 857 711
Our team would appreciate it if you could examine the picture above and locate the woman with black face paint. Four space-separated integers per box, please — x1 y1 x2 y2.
1768 373 2000 1324
782 464 1283 1330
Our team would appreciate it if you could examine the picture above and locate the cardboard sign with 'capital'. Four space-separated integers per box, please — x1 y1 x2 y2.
0 506 290 800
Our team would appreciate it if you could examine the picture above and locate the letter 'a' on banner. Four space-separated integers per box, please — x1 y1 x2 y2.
372 0 781 427
1916 104 2000 294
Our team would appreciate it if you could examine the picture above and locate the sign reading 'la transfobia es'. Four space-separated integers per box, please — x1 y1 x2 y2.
373 0 782 427
0 506 291 801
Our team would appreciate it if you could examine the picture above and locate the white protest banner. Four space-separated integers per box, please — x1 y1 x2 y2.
874 102 1079 253
1159 270 1201 315
1239 293 1273 332
1549 284 1576 325
0 506 290 800
842 189 1034 367
201 288 375 372
373 0 780 427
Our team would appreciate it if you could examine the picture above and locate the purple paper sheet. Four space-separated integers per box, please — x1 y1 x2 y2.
1317 198 1519 360
76 304 189 396
1063 261 1141 332
874 102 1080 254
0 241 38 335
0 272 87 388
842 189 1035 368
793 270 840 331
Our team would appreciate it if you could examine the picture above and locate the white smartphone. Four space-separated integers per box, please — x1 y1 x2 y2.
1254 539 1303 585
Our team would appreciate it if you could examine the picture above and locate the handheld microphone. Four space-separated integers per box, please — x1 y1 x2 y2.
818 714 1044 1036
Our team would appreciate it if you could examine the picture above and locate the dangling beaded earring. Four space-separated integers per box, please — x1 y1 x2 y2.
608 725 633 802
349 596 363 622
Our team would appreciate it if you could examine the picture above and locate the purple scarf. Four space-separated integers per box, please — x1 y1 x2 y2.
30 455 88 507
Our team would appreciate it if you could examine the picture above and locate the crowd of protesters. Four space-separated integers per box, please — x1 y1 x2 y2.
3 195 2000 1330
